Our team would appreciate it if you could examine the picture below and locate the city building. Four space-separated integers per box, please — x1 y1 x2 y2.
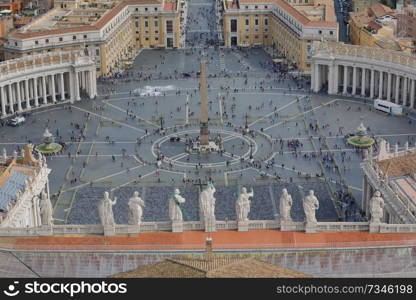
0 0 23 12
4 0 182 76
349 3 416 54
0 144 51 228
222 0 339 72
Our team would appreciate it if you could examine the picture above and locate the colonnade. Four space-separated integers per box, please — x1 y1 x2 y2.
0 51 97 118
312 63 416 109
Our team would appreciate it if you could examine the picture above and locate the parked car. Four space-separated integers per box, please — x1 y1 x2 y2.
7 116 25 127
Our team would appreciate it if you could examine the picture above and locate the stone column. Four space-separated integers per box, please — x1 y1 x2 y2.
361 68 366 96
328 65 335 95
51 74 56 103
395 75 400 103
333 64 339 94
74 71 81 101
410 79 415 109
25 79 30 109
34 77 39 107
42 75 47 104
313 64 320 92
378 71 383 99
0 86 5 116
16 82 22 112
387 73 392 101
403 77 408 106
370 69 375 98
8 84 14 113
311 63 315 92
60 73 65 100
89 70 95 99
343 65 348 94
352 66 357 95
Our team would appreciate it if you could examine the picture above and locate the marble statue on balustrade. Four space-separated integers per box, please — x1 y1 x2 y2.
235 187 253 222
128 191 145 226
40 190 53 226
369 191 385 224
169 188 186 222
303 190 319 224
98 191 117 227
279 188 293 222
199 182 216 227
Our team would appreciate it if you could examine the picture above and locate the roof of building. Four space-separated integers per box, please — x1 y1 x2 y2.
377 152 416 177
369 3 395 18
349 11 373 27
375 37 402 50
0 170 28 211
110 257 310 278
9 0 174 39
236 0 337 27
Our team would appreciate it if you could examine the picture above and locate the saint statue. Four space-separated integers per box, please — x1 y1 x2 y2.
169 188 186 221
40 190 53 226
235 187 253 221
369 190 384 224
279 188 293 222
98 191 117 227
128 191 145 226
199 182 216 223
303 190 319 224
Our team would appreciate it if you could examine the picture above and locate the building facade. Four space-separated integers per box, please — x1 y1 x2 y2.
222 0 339 71
4 0 182 76
311 41 416 110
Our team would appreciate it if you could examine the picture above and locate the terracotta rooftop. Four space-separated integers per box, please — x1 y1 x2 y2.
9 0 169 40
110 257 310 278
377 152 416 177
235 0 337 27
370 3 395 18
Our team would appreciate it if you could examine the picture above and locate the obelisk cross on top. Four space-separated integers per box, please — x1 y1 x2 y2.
199 59 209 146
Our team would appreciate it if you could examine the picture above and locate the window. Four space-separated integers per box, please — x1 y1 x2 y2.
265 35 268 39
14 41 17 46
96 49 99 56
145 37 149 40
84 35 87 39
155 37 158 40
245 19 249 26
135 21 139 27
265 5 268 8
330 31 333 35
154 7 157 11
155 30 159 34
245 5 248 9
166 20 173 33
145 7 148 11
73 35 77 40
245 35 249 39
318 30 322 34
255 35 259 39
45 39 49 43
35 40 38 45
145 21 148 27
135 8 138 11
255 19 258 25
230 19 237 32
154 20 158 27
59 37 63 41
255 5 258 9
265 18 268 25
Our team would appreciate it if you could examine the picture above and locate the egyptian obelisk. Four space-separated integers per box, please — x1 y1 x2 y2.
199 59 209 145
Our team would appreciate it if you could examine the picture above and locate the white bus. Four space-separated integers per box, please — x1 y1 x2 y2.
374 99 403 116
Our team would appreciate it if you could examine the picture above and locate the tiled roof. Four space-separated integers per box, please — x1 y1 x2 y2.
109 257 310 278
377 152 416 177
0 170 28 211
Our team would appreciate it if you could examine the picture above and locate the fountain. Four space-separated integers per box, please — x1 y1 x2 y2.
347 122 375 148
35 128 63 154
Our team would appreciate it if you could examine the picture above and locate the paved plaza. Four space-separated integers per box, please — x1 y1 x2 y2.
1 0 415 225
